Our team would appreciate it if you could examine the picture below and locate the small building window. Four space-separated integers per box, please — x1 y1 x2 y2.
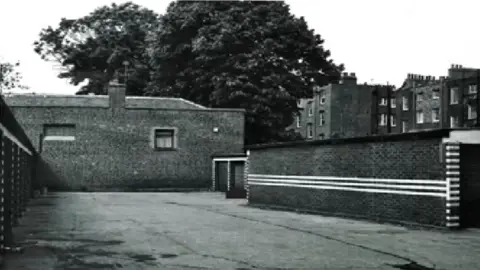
390 115 396 127
416 93 423 102
468 105 477 119
319 91 326 104
432 89 440 99
401 121 408 133
308 102 313 116
296 116 301 128
450 87 459 104
43 124 76 141
390 98 396 108
307 123 313 138
432 108 440 123
469 84 478 94
416 111 424 124
379 114 387 126
318 133 325 140
379 98 387 106
402 96 409 111
319 111 325 126
152 128 177 150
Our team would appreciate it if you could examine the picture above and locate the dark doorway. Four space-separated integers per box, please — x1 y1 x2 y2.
215 161 228 192
460 144 480 228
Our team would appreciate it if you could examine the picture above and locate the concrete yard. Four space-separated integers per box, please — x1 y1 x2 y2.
2 192 480 270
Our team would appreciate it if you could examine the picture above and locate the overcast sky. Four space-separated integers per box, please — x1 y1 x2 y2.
1 0 478 94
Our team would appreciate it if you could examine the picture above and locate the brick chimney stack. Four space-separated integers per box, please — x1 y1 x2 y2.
339 72 357 85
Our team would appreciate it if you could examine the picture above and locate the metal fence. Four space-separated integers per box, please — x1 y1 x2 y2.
0 96 38 252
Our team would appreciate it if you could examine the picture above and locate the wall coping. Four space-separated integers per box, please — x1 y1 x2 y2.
4 94 246 113
246 129 469 150
211 153 247 158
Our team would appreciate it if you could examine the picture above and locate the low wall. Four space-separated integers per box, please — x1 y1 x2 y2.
246 130 452 227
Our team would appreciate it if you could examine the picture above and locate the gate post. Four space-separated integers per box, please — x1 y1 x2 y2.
444 142 461 229
245 150 250 201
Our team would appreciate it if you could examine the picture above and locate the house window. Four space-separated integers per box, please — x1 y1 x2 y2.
379 114 387 126
43 124 76 141
432 89 440 99
153 128 176 149
450 87 459 104
296 116 301 128
319 91 326 104
416 93 423 102
380 98 387 106
416 111 424 124
318 133 325 140
450 116 459 128
469 84 478 94
390 98 396 108
308 102 313 116
401 121 408 133
390 116 396 127
307 123 313 138
432 108 440 123
402 96 408 111
319 111 325 126
468 105 477 119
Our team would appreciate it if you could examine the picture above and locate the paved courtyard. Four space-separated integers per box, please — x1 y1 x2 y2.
2 192 480 270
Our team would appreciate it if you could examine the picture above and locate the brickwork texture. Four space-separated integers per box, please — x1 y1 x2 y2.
5 94 245 191
246 131 450 227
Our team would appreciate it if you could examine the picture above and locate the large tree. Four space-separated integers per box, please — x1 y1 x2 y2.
148 1 344 145
33 2 160 95
0 60 29 92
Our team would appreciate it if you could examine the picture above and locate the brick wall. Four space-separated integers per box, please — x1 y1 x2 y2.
246 130 451 227
5 94 245 191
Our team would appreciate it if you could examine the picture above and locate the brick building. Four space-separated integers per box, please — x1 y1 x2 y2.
395 64 479 133
444 64 479 128
394 74 445 133
288 72 395 140
4 81 245 191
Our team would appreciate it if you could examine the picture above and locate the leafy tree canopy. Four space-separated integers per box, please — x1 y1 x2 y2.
33 2 160 95
0 59 29 91
148 0 344 144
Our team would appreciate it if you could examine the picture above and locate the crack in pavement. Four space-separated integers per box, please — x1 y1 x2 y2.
163 201 440 270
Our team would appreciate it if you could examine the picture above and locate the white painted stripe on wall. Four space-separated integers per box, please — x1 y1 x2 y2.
450 190 460 195
447 197 460 202
446 216 459 221
446 152 460 157
446 171 460 176
446 202 460 207
249 174 445 185
445 158 460 163
450 184 460 189
249 182 446 197
213 157 247 162
446 222 460 227
445 145 460 150
249 178 446 191
446 177 460 182
446 209 450 214
0 123 33 155
446 165 460 170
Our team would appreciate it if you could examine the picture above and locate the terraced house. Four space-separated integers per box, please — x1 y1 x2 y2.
396 64 479 133
288 72 395 140
291 64 479 140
